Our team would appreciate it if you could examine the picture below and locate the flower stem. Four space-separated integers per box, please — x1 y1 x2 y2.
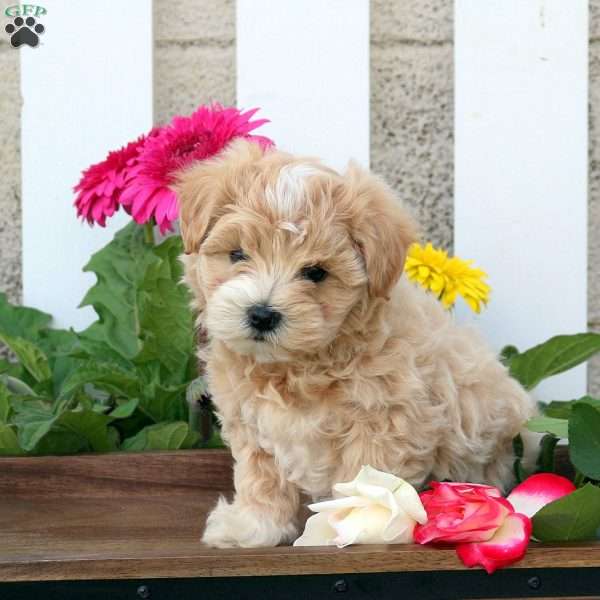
574 470 586 488
143 221 155 246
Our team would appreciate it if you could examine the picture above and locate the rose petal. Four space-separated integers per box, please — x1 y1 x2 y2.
382 506 418 543
394 482 428 524
333 465 404 496
307 495 371 513
331 505 391 547
456 513 532 574
506 473 576 518
432 482 502 498
293 512 337 547
414 495 511 544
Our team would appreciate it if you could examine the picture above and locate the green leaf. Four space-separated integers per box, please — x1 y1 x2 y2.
0 381 10 422
533 483 600 541
37 328 79 355
121 421 191 452
134 236 194 375
569 402 600 480
75 324 137 369
32 430 90 455
512 434 526 483
111 408 154 440
201 427 225 449
79 222 158 360
0 227 198 456
0 374 37 396
58 362 141 400
0 333 51 383
54 410 116 452
0 293 51 340
500 345 519 367
37 328 82 395
12 400 115 454
11 399 57 450
107 426 120 448
509 333 600 390
526 415 568 439
544 396 600 419
536 434 559 473
138 382 187 423
79 224 194 380
0 359 22 378
109 398 139 419
0 424 23 455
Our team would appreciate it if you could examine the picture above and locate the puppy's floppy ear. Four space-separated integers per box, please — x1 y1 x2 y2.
175 162 229 255
342 162 418 299
175 138 265 254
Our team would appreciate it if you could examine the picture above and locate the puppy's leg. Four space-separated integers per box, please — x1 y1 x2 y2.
202 447 300 548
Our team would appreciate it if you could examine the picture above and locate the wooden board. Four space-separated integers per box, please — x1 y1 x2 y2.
0 450 599 583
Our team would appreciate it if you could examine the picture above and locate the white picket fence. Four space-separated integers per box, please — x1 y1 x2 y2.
20 0 588 400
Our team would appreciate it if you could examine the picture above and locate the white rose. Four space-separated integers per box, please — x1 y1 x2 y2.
293 465 427 548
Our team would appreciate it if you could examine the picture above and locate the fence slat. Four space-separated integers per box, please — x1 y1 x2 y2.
21 0 154 329
236 0 370 171
454 0 589 400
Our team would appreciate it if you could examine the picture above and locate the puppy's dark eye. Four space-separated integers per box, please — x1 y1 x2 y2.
301 265 328 283
230 249 248 263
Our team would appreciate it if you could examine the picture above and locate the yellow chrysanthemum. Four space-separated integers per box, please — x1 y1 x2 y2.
404 243 491 313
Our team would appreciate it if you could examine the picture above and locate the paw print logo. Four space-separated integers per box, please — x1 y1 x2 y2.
5 16 45 48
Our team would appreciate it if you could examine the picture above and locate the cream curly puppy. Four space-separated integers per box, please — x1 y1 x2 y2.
177 139 535 549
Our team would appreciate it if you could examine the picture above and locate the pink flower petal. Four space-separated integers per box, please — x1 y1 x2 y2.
153 188 176 227
506 473 576 518
158 218 174 235
73 132 151 227
414 482 512 545
456 513 532 574
133 189 162 224
73 104 271 229
165 194 180 221
119 184 138 208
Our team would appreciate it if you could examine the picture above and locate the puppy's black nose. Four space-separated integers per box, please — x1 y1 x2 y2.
247 304 282 333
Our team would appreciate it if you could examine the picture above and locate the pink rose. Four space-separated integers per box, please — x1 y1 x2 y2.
414 482 514 545
414 481 530 574
414 475 576 574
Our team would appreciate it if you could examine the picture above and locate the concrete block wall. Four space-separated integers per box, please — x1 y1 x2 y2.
590 0 600 395
0 37 21 305
370 0 454 250
1 0 599 394
154 0 235 125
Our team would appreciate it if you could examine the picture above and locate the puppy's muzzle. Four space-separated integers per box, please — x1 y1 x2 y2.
247 304 282 335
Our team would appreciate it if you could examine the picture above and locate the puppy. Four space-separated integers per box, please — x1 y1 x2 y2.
177 139 535 548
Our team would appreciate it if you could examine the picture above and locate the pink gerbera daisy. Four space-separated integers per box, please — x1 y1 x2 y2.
120 104 273 234
74 130 157 227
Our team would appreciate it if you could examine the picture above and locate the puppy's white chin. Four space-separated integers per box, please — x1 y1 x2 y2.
224 336 292 363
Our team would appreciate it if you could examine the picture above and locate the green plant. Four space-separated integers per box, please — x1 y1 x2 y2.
502 333 600 541
0 222 221 456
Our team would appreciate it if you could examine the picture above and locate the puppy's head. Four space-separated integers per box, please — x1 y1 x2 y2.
177 139 416 362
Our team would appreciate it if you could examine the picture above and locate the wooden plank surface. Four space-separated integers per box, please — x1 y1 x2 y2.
1 450 599 583
0 450 234 498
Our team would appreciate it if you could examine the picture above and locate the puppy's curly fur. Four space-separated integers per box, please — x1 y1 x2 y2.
177 139 536 548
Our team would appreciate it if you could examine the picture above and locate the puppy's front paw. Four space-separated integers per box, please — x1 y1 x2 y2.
202 497 297 548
